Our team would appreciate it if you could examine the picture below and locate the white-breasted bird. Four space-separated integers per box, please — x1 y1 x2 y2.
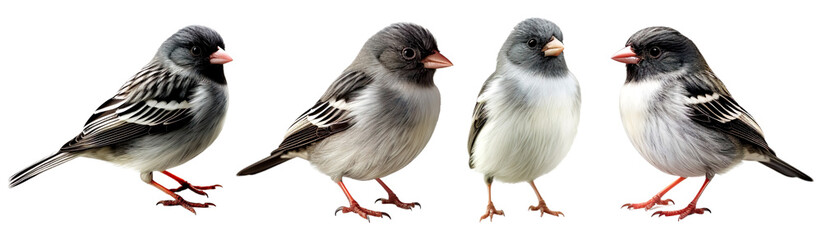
612 26 812 220
468 18 581 221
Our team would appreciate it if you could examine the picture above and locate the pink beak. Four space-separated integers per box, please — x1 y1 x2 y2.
209 47 233 65
611 46 639 64
422 51 453 69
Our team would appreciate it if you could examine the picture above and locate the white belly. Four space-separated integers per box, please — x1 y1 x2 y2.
620 80 736 177
473 105 579 182
471 73 581 183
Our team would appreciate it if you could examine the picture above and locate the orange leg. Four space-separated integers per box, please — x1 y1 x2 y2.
652 177 712 220
150 181 215 214
161 171 222 197
528 181 564 217
623 177 685 210
479 182 504 222
334 181 390 222
374 178 420 210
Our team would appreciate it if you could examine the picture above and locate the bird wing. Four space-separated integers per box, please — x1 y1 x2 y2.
236 71 374 176
274 71 374 156
467 101 488 169
467 76 494 169
686 87 813 181
60 64 197 152
684 89 773 155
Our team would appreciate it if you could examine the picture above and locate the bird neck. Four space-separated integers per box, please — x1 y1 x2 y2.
203 66 227 85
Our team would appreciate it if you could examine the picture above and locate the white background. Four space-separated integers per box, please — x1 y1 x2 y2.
1 0 819 239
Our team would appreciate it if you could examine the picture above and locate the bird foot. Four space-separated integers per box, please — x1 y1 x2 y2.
375 195 420 210
156 195 215 214
335 201 390 222
479 202 505 222
529 200 564 217
651 203 710 220
622 195 675 210
169 182 222 197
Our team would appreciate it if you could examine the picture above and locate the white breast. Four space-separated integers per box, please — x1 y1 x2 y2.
619 80 736 177
619 80 664 150
471 70 581 183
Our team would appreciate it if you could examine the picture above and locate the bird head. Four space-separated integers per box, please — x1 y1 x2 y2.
158 25 232 84
612 26 706 82
501 18 568 77
365 22 452 86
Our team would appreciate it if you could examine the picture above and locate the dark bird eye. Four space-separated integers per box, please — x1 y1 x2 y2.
190 46 202 56
527 39 538 48
649 47 662 58
401 47 416 60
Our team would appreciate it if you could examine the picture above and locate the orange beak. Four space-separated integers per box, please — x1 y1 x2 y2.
209 47 233 65
542 37 564 57
422 51 453 69
611 46 639 64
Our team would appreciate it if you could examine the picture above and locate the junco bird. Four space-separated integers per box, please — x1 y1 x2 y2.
237 22 451 221
9 25 232 214
468 18 580 221
612 26 812 220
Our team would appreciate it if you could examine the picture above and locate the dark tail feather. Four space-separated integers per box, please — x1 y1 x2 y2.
760 157 813 182
237 151 292 176
9 152 78 188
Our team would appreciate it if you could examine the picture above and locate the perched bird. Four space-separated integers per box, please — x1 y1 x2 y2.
237 23 452 221
9 25 233 214
468 18 580 222
612 26 812 220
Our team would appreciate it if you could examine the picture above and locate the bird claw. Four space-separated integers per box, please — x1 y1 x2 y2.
623 195 675 210
334 207 344 216
528 200 564 217
374 196 420 210
479 202 505 222
169 182 222 198
156 196 215 214
335 201 390 222
651 204 710 220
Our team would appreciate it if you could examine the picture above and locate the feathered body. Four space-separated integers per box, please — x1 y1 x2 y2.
290 76 440 181
83 68 228 179
470 64 579 182
620 70 737 177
